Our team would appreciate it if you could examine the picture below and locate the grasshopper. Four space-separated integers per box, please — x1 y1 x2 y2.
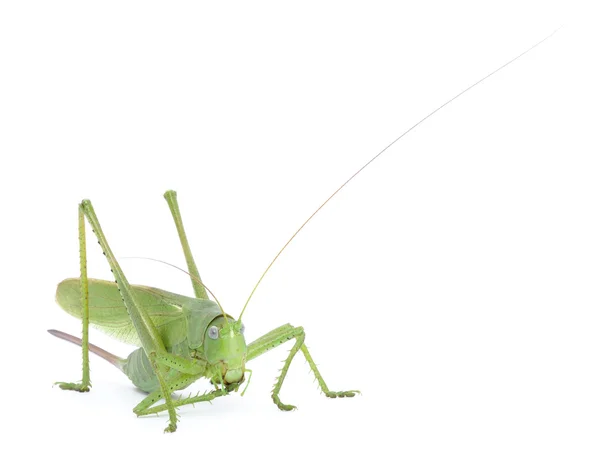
50 30 558 433
50 191 358 433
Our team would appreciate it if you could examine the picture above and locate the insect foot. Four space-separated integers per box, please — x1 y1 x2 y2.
164 423 177 433
271 393 297 411
55 382 91 392
325 390 360 399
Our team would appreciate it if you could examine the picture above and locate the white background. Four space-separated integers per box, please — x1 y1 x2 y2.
1 1 599 461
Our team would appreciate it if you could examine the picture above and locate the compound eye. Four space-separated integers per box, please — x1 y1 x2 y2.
208 326 219 340
240 323 245 335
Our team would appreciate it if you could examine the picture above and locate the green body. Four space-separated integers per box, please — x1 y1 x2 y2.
56 278 240 392
51 190 357 432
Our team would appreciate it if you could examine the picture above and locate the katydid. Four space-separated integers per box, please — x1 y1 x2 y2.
51 192 357 433
50 30 558 433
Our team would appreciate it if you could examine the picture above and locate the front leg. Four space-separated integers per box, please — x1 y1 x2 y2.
134 372 229 417
247 324 359 411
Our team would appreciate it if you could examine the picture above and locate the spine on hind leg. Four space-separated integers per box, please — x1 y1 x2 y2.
48 329 126 371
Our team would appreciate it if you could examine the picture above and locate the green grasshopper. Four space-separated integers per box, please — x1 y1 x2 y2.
50 31 558 433
50 191 358 433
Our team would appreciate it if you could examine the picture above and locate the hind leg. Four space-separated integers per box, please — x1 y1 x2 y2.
56 199 184 432
55 205 91 392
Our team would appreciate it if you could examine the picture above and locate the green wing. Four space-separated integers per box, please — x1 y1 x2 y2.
56 278 193 348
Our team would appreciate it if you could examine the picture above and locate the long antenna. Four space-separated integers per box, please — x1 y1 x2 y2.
239 28 561 319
